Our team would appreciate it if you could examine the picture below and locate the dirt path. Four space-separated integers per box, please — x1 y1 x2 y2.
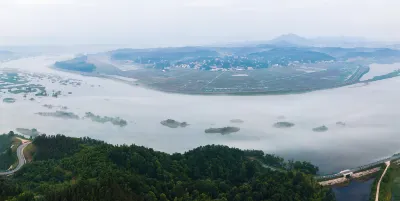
375 161 391 201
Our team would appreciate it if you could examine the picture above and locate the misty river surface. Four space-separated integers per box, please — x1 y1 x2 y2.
1 56 400 174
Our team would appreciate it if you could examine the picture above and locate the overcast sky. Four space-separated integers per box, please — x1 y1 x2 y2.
0 0 399 47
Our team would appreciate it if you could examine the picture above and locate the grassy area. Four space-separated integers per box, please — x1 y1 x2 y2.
369 164 386 201
369 162 400 201
23 143 36 163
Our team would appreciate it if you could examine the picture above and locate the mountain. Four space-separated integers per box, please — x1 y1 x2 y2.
268 34 312 46
268 34 384 48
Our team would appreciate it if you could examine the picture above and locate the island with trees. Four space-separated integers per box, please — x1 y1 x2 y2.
160 119 189 128
85 112 128 127
36 111 80 120
273 121 295 128
2 98 16 103
54 56 96 72
205 127 240 135
0 134 335 201
230 119 244 124
313 125 329 132
15 128 41 137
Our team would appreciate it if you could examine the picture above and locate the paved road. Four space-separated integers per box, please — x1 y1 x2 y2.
375 161 391 201
0 141 31 176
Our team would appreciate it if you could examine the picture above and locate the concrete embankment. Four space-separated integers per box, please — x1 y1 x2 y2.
319 167 381 186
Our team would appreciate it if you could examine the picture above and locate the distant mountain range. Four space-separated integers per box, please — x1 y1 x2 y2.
266 33 385 48
52 33 400 72
268 34 311 46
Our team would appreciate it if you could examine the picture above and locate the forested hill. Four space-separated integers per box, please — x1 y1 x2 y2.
1 134 335 201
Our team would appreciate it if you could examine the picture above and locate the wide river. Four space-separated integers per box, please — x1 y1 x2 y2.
1 56 400 174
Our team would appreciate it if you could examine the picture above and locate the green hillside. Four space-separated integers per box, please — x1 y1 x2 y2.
0 134 335 201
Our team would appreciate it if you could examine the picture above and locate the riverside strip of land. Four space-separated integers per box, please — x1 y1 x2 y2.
375 161 391 201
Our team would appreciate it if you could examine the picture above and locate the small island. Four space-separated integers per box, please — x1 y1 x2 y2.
43 104 54 109
160 119 188 128
205 127 240 135
273 122 295 128
85 112 128 127
3 98 16 103
43 104 68 110
230 119 244 124
36 111 80 120
336 122 346 126
16 128 41 137
312 125 328 132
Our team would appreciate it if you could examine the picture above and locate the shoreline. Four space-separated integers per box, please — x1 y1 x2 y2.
49 65 376 97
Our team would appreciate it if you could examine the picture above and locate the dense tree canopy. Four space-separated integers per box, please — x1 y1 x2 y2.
0 134 335 201
0 132 18 171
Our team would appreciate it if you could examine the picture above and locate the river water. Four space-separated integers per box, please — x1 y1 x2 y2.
1 56 400 175
332 179 375 201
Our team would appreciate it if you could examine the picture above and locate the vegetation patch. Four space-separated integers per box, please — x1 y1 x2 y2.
0 134 335 201
205 127 240 135
85 112 128 127
160 119 188 128
0 132 19 171
273 121 295 128
36 111 80 120
23 143 36 163
313 125 329 132
2 98 16 103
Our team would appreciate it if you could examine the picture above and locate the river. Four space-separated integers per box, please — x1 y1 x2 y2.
1 56 400 175
332 179 375 201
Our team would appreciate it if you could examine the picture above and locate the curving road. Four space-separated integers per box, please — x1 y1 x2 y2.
0 141 32 176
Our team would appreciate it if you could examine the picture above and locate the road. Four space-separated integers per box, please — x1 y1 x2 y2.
0 141 32 176
375 161 391 201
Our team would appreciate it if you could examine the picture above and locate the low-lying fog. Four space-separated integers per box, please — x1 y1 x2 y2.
1 56 400 174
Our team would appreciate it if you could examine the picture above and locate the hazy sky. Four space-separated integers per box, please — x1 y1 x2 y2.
0 0 399 47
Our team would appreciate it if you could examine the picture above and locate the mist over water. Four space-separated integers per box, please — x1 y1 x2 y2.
1 56 400 174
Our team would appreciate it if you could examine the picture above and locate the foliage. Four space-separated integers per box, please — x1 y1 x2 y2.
0 177 20 200
369 163 400 201
54 56 96 72
0 132 18 171
4 134 335 201
0 132 15 152
369 164 389 201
